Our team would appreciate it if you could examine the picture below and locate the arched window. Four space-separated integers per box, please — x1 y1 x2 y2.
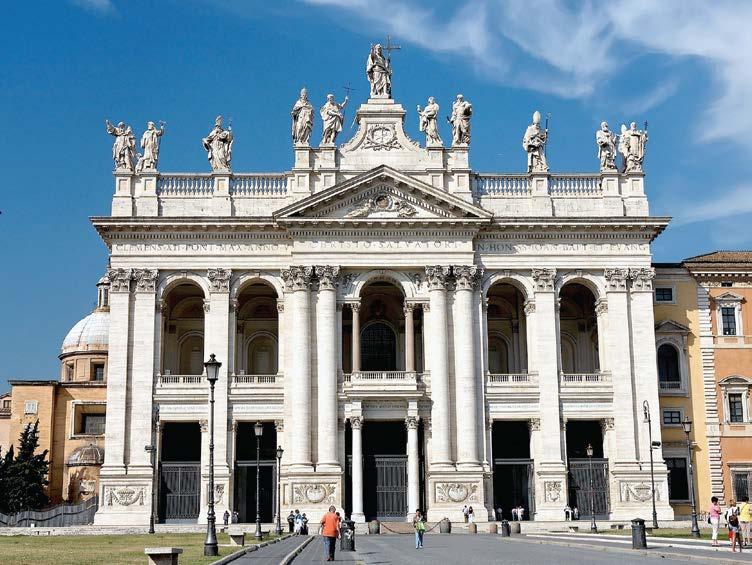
361 322 397 371
560 335 576 374
657 343 681 389
488 336 509 374
179 334 204 375
247 335 278 375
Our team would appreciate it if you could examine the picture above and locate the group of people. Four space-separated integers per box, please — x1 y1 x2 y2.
462 505 476 523
563 506 580 521
493 505 526 521
286 509 310 535
709 496 751 552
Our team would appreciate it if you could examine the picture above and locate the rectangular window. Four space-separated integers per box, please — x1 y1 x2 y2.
666 457 690 501
729 393 745 423
92 364 105 382
82 414 106 435
24 400 38 415
655 287 673 302
66 363 74 380
662 409 682 425
722 307 737 336
734 472 751 502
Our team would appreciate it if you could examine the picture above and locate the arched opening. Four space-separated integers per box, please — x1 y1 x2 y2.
559 283 600 374
487 282 528 373
361 322 397 371
235 282 279 376
657 343 681 390
161 282 205 375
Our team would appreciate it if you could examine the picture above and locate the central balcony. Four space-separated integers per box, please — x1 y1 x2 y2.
559 371 613 400
485 371 539 400
155 373 207 400
341 370 425 398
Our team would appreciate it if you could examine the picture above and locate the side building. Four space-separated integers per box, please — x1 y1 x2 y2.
5 279 109 504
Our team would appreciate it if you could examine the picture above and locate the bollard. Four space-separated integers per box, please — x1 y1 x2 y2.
631 518 647 549
500 520 510 537
489 523 498 534
439 518 452 534
368 520 381 535
468 523 477 534
341 520 356 551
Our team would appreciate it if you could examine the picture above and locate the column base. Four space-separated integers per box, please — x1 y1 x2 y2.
315 463 342 474
351 512 366 523
426 469 487 522
94 473 154 526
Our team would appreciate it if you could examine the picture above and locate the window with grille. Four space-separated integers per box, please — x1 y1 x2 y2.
734 472 751 502
655 288 673 302
722 307 737 336
657 344 681 389
24 400 38 415
729 393 745 423
662 409 682 425
665 457 690 501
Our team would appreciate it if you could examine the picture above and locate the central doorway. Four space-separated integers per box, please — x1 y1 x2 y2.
492 421 534 520
234 422 277 523
159 422 202 523
566 420 609 517
361 421 408 521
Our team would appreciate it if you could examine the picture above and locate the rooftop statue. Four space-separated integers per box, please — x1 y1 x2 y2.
595 121 617 172
291 88 314 145
621 121 648 173
203 116 233 172
105 120 136 172
366 43 392 98
320 94 348 145
522 111 549 173
417 97 442 147
136 121 165 173
448 94 472 146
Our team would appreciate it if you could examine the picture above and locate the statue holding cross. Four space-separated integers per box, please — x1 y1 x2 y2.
366 36 400 98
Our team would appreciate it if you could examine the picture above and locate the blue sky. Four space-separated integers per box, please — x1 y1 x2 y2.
1 0 750 391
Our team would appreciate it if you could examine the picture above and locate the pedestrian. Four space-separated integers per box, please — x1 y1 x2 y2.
740 496 751 547
319 505 341 561
467 506 475 524
517 505 525 521
511 506 518 521
573 507 579 520
294 509 302 534
232 510 239 524
564 506 571 521
496 506 503 521
729 509 743 552
302 513 309 535
223 509 230 527
413 509 426 549
709 496 722 546
287 510 295 533
462 505 469 523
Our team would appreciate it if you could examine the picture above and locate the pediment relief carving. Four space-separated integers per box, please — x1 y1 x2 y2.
345 190 417 218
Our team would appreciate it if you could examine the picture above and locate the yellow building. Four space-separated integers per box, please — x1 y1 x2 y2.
653 264 711 517
4 277 109 504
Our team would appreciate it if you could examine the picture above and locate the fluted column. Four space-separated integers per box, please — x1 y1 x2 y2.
404 303 415 373
406 416 420 520
282 266 313 471
426 266 452 468
453 265 483 468
351 303 361 373
316 265 340 470
351 417 365 522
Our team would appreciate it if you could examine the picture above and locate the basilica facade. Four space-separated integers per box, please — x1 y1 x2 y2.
92 57 672 525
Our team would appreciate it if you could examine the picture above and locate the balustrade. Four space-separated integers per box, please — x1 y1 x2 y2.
487 372 537 384
549 174 602 196
156 174 214 196
157 374 205 385
473 174 530 196
230 173 288 196
560 371 611 384
231 373 282 384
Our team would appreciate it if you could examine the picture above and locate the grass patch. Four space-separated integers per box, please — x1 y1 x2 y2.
0 532 279 565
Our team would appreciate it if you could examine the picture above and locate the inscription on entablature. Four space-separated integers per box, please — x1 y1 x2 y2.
113 242 289 254
301 240 470 251
475 242 647 255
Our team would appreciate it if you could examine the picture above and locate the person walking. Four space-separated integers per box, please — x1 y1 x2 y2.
223 510 230 527
287 510 295 533
319 505 341 562
496 506 503 521
709 496 722 547
293 509 302 534
413 509 426 549
740 497 751 548
730 509 743 552
467 506 475 524
511 506 518 521
517 505 525 521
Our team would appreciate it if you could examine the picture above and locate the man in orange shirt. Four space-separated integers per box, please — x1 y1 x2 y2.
319 505 341 561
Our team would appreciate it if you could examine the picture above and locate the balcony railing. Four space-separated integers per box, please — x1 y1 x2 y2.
473 173 603 198
230 173 288 196
157 374 205 385
560 371 611 384
156 174 214 196
487 372 537 384
473 174 530 196
659 380 683 390
549 174 602 196
231 373 283 384
343 371 422 383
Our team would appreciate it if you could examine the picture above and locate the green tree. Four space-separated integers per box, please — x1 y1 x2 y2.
2 421 49 513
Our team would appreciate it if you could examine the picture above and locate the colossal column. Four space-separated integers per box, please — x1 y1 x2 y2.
406 416 420 520
404 303 415 373
350 417 365 522
315 265 340 470
426 266 452 468
452 265 482 468
282 266 314 471
351 303 361 373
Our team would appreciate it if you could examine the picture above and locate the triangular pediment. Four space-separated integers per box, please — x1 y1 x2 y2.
655 319 690 335
715 291 744 303
274 165 492 225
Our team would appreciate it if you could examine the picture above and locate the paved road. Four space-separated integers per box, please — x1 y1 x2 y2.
234 535 309 564
292 535 361 563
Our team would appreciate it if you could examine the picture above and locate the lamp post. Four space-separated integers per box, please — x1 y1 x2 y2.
643 400 659 529
203 354 221 557
254 421 264 541
681 418 701 538
145 445 157 534
275 446 284 536
586 443 597 533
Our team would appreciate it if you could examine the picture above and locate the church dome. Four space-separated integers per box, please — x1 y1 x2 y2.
61 310 109 355
67 443 104 466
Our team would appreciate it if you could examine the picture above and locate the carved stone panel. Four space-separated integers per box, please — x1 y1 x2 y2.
620 481 658 502
293 483 337 505
133 268 158 293
544 481 562 502
105 485 146 506
434 482 479 503
531 268 556 292
208 268 232 292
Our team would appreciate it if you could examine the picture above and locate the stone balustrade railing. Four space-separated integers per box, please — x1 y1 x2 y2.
156 174 214 196
659 380 683 390
231 373 283 384
473 174 530 196
473 173 603 198
344 371 421 383
549 174 602 196
487 371 538 384
230 173 288 196
157 373 205 385
560 371 611 384
155 172 289 196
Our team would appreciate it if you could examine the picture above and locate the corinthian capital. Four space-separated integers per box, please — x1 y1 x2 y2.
452 265 483 291
531 268 556 292
629 267 655 292
604 268 629 291
315 265 340 291
281 266 313 291
133 269 158 293
207 268 231 292
107 268 133 293
425 266 451 290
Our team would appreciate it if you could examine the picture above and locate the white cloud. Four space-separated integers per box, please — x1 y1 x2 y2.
71 0 114 14
671 186 752 227
621 80 679 115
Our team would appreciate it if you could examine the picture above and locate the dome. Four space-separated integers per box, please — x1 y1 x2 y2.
61 310 109 355
67 443 104 466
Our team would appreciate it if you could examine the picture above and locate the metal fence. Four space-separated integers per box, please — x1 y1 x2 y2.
0 495 99 527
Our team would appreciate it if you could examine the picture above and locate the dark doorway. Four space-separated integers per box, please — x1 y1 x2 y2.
566 420 609 516
234 422 277 523
492 421 533 520
159 422 201 523
358 421 407 520
361 322 397 371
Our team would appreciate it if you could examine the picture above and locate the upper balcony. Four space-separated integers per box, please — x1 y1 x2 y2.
559 371 613 400
485 371 539 400
341 370 425 398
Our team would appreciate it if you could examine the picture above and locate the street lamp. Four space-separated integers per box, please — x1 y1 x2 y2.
681 417 701 538
643 400 659 529
275 446 284 536
203 354 221 557
586 443 597 533
254 421 264 541
145 445 157 534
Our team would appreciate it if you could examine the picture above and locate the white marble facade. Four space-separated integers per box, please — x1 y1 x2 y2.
93 82 674 525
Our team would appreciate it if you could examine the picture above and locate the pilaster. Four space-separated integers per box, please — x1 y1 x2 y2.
212 173 232 215
529 173 552 215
